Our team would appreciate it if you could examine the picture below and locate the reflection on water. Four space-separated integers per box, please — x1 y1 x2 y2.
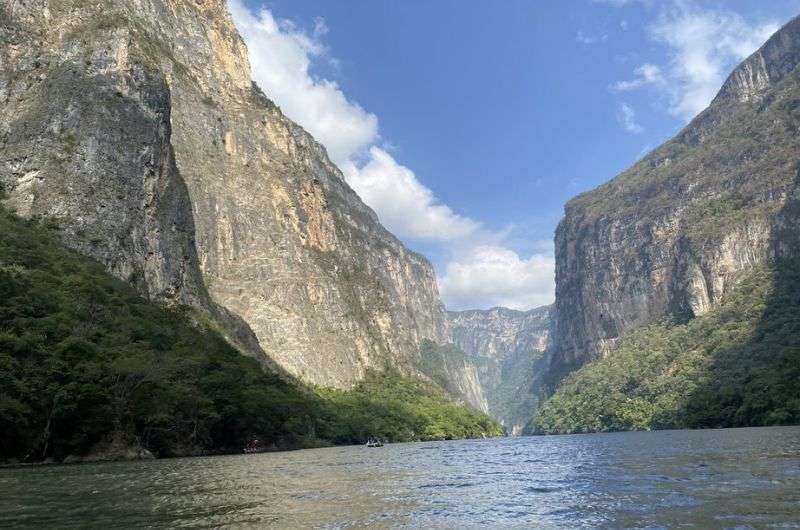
1 426 799 528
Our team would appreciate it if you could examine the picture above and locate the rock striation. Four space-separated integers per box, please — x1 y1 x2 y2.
550 15 800 381
447 306 551 434
1 0 448 387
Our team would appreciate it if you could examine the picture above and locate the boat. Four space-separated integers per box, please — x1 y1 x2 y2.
365 438 384 448
243 438 267 454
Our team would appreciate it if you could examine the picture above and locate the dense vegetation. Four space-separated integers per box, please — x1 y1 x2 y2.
417 339 483 398
418 339 464 393
532 263 800 434
0 207 500 463
566 68 800 243
319 371 502 442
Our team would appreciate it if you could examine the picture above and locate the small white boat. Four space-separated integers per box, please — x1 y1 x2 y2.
365 438 384 448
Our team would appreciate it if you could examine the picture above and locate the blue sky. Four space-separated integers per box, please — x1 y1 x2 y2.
230 0 800 310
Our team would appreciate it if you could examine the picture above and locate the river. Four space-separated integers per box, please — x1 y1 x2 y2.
1 426 799 528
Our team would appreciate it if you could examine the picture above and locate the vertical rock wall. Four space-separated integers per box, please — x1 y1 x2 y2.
1 0 448 388
551 15 800 377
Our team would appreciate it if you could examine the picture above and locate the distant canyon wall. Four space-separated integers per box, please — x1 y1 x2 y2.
446 307 552 434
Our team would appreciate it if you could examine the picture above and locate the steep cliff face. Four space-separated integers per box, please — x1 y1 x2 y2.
418 340 490 414
1 0 447 387
447 306 551 434
553 15 800 374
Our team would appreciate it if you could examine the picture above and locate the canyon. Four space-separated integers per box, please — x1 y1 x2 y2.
4 0 799 439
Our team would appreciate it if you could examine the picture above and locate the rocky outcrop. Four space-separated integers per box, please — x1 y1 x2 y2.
551 15 800 377
447 306 551 434
0 0 447 387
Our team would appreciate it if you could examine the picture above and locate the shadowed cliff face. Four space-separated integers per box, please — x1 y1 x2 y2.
678 161 800 426
446 306 551 434
1 0 447 387
533 165 800 433
552 15 800 376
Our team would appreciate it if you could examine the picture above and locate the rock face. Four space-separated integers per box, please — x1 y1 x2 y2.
551 15 800 378
417 340 490 414
1 0 447 387
447 306 551 434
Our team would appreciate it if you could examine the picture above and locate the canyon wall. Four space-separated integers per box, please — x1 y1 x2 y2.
551 15 800 377
447 306 551 434
1 0 448 387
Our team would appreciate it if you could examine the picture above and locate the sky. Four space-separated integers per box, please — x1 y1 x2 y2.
228 0 800 311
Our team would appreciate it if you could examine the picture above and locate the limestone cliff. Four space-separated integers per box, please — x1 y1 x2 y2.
551 15 800 378
417 340 490 415
0 0 447 387
447 306 551 434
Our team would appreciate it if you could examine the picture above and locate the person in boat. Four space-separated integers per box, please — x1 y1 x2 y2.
245 437 263 453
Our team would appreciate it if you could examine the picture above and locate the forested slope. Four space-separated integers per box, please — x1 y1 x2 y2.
0 208 500 463
533 263 800 434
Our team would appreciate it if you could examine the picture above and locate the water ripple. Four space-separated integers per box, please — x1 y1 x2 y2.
1 426 799 528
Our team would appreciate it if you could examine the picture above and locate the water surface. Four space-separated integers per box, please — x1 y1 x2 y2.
2 426 799 528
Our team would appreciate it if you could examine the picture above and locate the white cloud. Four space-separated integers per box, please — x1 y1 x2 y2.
650 4 779 120
228 1 378 166
576 29 608 45
618 102 643 133
608 1 779 121
229 1 553 309
438 246 555 311
341 147 478 241
229 0 475 244
613 63 663 91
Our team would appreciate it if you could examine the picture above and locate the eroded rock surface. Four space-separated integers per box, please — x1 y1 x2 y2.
447 306 551 434
1 0 447 387
551 15 800 379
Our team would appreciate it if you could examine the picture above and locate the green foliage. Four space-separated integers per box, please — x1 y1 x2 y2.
417 339 478 397
317 371 502 443
419 332 546 433
532 263 800 434
0 208 500 462
565 71 800 249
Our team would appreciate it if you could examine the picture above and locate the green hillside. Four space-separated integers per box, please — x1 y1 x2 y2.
532 262 800 434
0 207 500 463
